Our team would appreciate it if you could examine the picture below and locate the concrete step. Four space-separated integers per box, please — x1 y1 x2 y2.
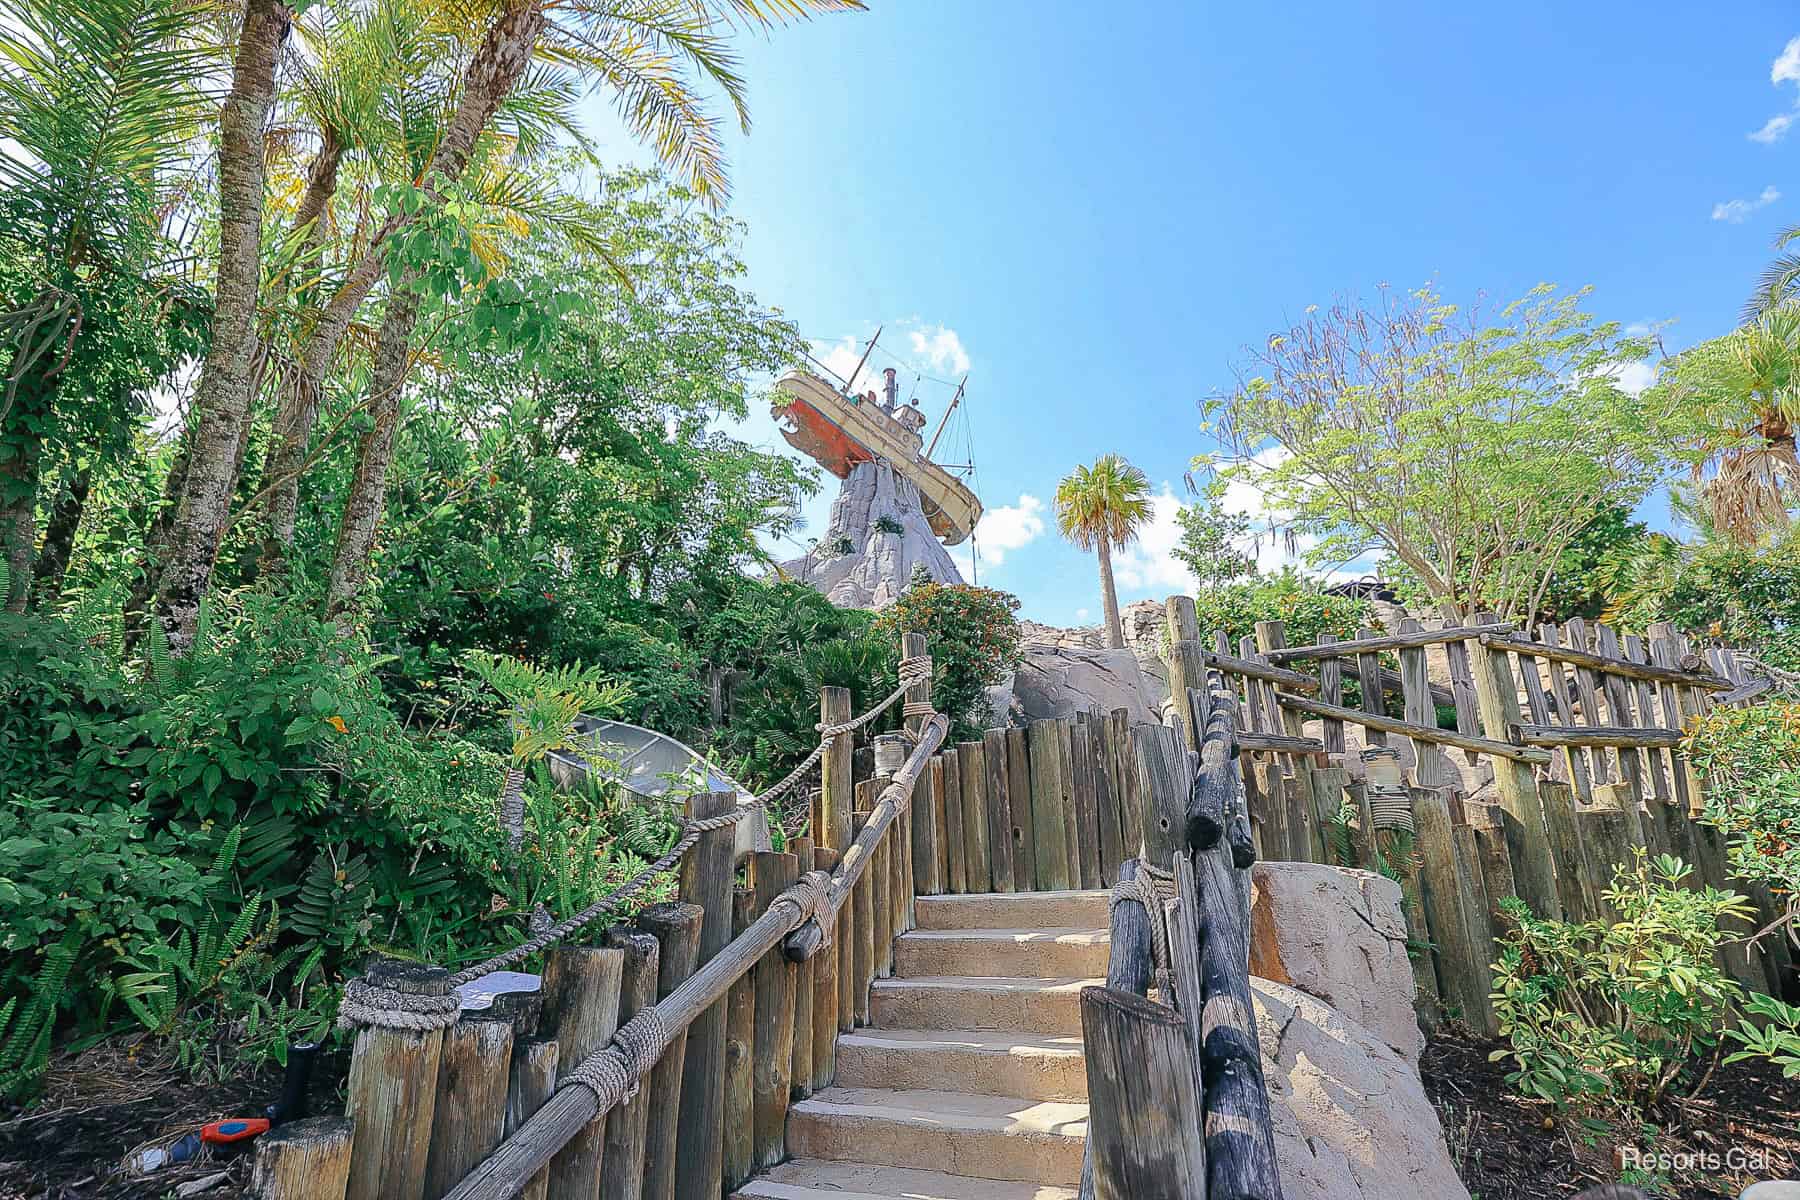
914 890 1110 931
732 1159 1078 1200
894 928 1109 980
785 1087 1087 1186
835 1028 1088 1102
870 976 1094 1036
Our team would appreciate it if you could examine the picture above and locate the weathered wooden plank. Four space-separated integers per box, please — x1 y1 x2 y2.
1092 715 1125 885
787 839 815 1099
1110 708 1145 865
673 789 734 1200
809 846 840 1090
596 930 657 1200
249 1117 355 1200
506 1039 557 1200
1071 720 1103 889
635 903 700 1200
941 748 967 894
1317 632 1345 755
1479 631 1731 690
1450 822 1498 1037
983 728 1016 892
1438 614 1484 765
958 740 993 894
912 751 942 897
542 945 623 1200
1029 722 1071 890
1594 624 1649 812
1533 623 1594 802
1056 719 1082 887
1080 987 1207 1200
1468 634 1562 921
751 852 798 1168
1576 803 1637 924
1269 622 1512 662
1646 627 1697 817
1166 596 1208 749
1398 617 1452 791
819 686 853 855
1512 723 1684 748
1468 806 1518 937
1353 625 1387 747
1411 788 1492 1034
1235 731 1326 754
722 890 755 1192
1275 693 1551 764
1535 782 1592 923
345 960 449 1200
1006 728 1037 892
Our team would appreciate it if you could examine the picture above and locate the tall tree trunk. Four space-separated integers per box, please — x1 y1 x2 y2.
30 466 90 608
256 131 345 578
324 289 420 615
0 436 39 613
152 0 287 655
1096 530 1123 649
321 0 545 614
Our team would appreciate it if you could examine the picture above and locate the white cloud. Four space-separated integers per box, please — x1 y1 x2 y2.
1749 37 1800 143
1773 35 1800 85
1608 361 1658 396
971 493 1045 566
908 324 971 376
1112 485 1199 595
1712 184 1781 223
1075 608 1090 622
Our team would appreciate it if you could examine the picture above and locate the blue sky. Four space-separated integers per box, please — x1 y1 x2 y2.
581 2 1799 626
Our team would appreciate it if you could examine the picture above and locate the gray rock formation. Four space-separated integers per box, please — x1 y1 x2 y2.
1008 644 1159 725
779 460 964 610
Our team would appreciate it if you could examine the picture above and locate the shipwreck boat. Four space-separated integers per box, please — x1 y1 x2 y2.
772 368 983 546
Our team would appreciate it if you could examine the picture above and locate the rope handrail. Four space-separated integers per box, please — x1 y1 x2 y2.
340 654 933 1029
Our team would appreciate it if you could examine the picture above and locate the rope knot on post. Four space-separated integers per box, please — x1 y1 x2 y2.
337 975 461 1032
1110 861 1177 999
786 868 837 947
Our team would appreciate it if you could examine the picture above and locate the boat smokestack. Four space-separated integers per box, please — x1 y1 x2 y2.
882 368 898 411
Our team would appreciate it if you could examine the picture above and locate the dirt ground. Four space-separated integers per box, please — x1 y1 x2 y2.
0 1039 348 1200
1422 1031 1800 1200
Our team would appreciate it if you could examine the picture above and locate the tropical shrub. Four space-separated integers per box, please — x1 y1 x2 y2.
1684 701 1800 915
1599 534 1800 668
1489 854 1752 1119
876 575 1024 741
1187 568 1373 653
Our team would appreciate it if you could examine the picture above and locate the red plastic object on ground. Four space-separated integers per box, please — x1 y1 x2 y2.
201 1118 270 1144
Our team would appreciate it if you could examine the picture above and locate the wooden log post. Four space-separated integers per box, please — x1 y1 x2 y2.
851 798 876 1025
598 931 658 1200
932 754 952 892
636 902 701 1200
1451 822 1499 1037
819 686 854 856
913 754 943 897
1409 788 1492 1034
1577 802 1638 924
249 1117 355 1200
1165 595 1207 750
1056 720 1082 886
507 1040 558 1200
344 959 450 1200
1354 624 1388 747
1006 728 1037 891
541 945 624 1200
1092 714 1125 885
1028 722 1071 890
1111 708 1146 863
1317 633 1345 757
860 785 893 979
901 631 932 924
1380 824 1442 1032
1398 618 1452 792
788 838 815 1100
422 1011 514 1200
722 890 756 1192
942 748 968 893
751 851 799 1169
1071 718 1103 889
1536 781 1594 922
1469 804 1519 936
983 728 1017 892
674 789 736 1200
1469 632 1562 921
810 846 841 1090
1594 623 1650 816
958 739 993 893
1080 988 1207 1200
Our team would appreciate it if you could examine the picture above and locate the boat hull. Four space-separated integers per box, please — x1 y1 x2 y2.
773 371 982 546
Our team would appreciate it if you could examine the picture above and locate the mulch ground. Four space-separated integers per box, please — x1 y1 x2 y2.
1422 1030 1800 1200
0 1038 349 1200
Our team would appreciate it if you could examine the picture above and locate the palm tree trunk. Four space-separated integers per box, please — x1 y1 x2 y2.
1097 530 1124 649
0 435 39 613
152 0 287 655
256 132 345 579
30 466 90 608
322 0 546 615
324 289 420 615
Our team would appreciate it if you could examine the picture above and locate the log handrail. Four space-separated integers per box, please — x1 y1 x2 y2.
1265 623 1513 663
1510 722 1685 749
1274 692 1553 764
1478 633 1731 690
442 714 947 1200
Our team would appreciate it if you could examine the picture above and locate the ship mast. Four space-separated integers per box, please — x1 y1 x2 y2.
923 374 967 460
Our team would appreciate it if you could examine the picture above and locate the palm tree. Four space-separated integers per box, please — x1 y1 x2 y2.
1656 306 1800 545
1055 454 1153 649
0 0 210 609
1746 224 1800 323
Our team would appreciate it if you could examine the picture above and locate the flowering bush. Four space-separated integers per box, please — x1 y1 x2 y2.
876 576 1024 740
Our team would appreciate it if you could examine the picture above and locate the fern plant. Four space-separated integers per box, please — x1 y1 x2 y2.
0 934 79 1097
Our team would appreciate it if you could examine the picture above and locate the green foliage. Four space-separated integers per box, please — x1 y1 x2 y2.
464 650 630 765
1488 854 1752 1118
1210 285 1676 620
1683 700 1800 909
1171 479 1257 588
0 936 77 1096
1187 568 1373 652
1723 991 1800 1079
1600 534 1800 669
876 578 1024 741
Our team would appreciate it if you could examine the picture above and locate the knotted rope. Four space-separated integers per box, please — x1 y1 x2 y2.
339 656 933 1030
1110 860 1177 998
567 1006 673 1108
337 976 462 1032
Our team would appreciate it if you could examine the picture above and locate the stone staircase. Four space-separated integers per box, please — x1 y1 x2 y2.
734 890 1111 1200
